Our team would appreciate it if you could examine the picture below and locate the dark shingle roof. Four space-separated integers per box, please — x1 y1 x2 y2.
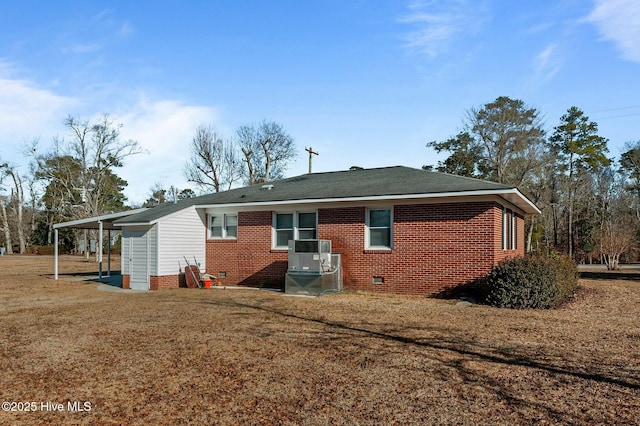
115 166 536 225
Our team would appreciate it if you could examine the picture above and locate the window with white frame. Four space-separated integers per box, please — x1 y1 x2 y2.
297 212 317 239
366 208 392 249
273 211 317 248
209 214 238 239
502 207 517 250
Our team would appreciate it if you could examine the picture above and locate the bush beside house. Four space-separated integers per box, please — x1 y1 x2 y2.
485 254 579 309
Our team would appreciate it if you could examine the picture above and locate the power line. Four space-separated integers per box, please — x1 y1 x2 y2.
593 112 640 120
590 105 640 113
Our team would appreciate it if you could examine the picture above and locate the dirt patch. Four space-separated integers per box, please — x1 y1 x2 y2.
1 256 639 424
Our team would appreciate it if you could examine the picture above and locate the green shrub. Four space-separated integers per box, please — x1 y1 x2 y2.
485 254 578 309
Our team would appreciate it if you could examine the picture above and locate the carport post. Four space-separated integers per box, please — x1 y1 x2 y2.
54 228 59 280
98 220 103 281
107 229 111 277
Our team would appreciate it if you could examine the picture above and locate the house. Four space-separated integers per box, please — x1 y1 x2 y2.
110 166 539 296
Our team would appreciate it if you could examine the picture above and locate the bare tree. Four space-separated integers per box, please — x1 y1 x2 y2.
236 120 296 184
37 114 140 220
184 125 242 192
6 167 25 253
143 182 169 207
143 183 195 207
620 140 640 221
0 162 28 253
0 168 12 254
600 219 635 270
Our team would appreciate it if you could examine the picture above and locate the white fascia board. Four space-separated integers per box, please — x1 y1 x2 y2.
117 205 198 227
499 189 541 215
197 189 541 215
116 222 155 227
54 208 149 229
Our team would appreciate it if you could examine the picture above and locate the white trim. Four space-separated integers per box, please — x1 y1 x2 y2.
365 207 393 250
117 205 201 227
54 208 149 229
112 189 538 227
501 207 518 251
198 188 540 215
208 213 238 239
272 211 318 249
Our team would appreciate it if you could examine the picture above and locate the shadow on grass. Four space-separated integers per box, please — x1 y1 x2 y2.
215 299 640 392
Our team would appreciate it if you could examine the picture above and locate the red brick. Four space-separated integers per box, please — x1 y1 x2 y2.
202 202 524 296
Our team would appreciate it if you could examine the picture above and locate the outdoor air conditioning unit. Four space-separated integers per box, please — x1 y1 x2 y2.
287 239 332 274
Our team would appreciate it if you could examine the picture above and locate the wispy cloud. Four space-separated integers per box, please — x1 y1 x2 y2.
62 42 103 55
532 43 561 84
0 65 220 202
59 8 133 56
0 72 76 159
398 0 489 58
118 22 133 37
586 0 640 62
114 98 222 202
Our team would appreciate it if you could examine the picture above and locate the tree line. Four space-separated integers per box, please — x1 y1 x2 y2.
0 116 296 254
1 98 637 268
426 96 638 269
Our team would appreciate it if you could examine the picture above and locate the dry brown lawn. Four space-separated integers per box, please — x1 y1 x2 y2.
0 255 639 425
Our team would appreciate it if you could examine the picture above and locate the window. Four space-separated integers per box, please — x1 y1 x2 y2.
367 208 392 249
210 215 223 238
225 215 238 238
275 213 294 247
209 214 238 239
298 212 317 239
273 212 317 248
502 208 517 250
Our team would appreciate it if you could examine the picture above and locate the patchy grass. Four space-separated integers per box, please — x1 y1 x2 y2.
0 255 639 425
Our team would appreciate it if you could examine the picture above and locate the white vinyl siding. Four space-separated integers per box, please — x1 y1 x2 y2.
156 207 207 275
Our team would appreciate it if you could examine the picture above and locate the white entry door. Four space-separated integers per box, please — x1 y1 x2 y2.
129 229 149 290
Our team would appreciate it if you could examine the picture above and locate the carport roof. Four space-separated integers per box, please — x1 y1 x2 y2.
53 208 149 230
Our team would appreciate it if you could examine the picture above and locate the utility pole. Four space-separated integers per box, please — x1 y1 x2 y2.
305 146 319 174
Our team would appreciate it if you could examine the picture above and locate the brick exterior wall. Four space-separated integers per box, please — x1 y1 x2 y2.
149 274 183 290
123 274 185 290
203 201 525 296
206 211 288 288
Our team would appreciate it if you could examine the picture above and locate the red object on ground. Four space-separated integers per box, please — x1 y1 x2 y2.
204 280 212 289
184 265 201 288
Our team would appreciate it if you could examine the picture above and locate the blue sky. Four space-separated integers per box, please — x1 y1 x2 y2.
1 0 639 204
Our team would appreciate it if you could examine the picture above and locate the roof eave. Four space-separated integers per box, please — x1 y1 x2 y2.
54 208 150 230
196 189 541 215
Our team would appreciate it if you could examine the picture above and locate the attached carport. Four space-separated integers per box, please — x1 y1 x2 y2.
53 209 148 281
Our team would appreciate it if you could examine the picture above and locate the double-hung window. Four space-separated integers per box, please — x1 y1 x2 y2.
502 207 517 250
297 212 317 239
367 208 392 249
209 214 238 239
273 212 317 248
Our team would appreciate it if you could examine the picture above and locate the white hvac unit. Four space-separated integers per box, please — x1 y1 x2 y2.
287 239 332 274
